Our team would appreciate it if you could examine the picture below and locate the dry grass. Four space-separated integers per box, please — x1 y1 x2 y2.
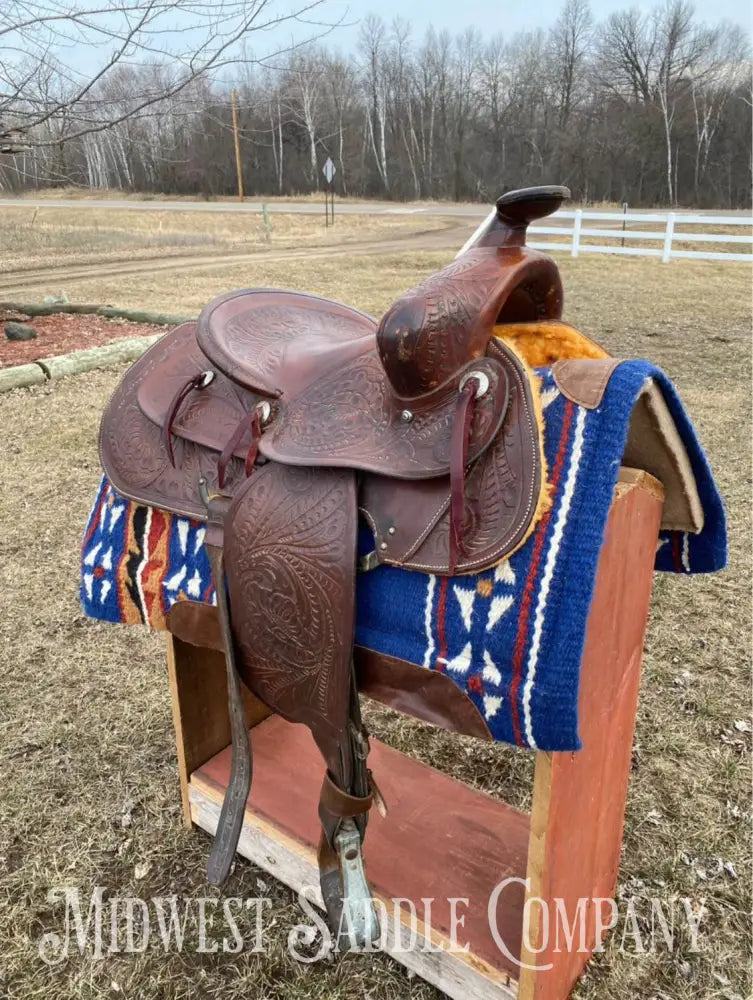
9 186 615 207
0 204 450 272
0 253 750 1000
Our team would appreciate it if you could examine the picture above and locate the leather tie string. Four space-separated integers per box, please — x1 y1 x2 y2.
217 409 262 490
449 377 479 575
162 372 212 468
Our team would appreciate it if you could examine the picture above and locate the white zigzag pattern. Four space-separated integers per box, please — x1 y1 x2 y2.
483 650 502 685
193 527 206 555
487 594 514 632
177 519 189 555
522 406 587 749
83 542 101 567
109 504 125 530
423 575 437 668
540 386 560 410
453 585 475 632
494 559 515 585
164 565 186 591
444 642 472 675
484 695 503 719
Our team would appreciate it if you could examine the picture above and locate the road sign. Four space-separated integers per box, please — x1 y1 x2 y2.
322 158 336 185
322 158 336 228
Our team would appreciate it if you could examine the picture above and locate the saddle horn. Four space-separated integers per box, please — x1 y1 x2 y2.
376 185 569 400
483 185 571 248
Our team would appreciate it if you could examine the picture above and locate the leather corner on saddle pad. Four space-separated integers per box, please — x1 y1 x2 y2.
622 378 704 533
552 357 621 409
167 601 223 651
354 647 493 741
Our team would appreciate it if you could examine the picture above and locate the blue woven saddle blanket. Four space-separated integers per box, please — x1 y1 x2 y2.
81 361 726 752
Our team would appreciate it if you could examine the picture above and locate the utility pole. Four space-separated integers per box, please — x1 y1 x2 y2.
230 89 244 201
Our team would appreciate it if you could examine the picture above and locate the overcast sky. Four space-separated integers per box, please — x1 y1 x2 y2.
284 0 752 55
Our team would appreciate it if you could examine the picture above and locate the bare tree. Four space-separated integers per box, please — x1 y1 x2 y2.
324 54 357 195
284 49 324 188
359 14 390 192
549 0 592 129
1 0 749 206
0 0 333 147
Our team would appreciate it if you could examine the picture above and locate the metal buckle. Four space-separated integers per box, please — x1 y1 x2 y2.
198 476 217 506
334 819 380 949
350 723 370 761
358 550 379 573
256 400 273 425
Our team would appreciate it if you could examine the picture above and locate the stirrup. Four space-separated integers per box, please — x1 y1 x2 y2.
333 818 380 950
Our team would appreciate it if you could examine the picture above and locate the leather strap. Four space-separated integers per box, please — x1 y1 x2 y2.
162 372 212 468
217 409 261 490
205 509 252 886
319 771 373 820
449 378 479 574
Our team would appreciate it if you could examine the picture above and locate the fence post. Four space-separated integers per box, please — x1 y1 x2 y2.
261 203 271 242
572 209 582 257
662 212 675 263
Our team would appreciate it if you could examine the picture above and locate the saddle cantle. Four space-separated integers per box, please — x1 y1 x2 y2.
98 185 576 947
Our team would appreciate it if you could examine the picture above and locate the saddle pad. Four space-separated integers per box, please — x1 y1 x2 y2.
81 361 726 752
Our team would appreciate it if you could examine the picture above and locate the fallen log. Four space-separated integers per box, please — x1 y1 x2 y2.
0 301 193 326
37 334 163 379
0 363 47 392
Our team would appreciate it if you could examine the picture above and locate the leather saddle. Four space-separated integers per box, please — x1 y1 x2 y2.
99 185 568 946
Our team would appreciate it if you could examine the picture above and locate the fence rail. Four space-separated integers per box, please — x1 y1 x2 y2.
462 209 752 263
530 210 752 263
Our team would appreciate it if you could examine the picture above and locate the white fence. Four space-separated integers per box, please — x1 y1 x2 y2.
462 209 752 263
529 210 752 263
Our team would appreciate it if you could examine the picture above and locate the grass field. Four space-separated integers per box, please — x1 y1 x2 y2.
0 203 451 274
0 243 750 1000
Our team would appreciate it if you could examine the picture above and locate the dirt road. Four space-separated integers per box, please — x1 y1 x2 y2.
0 223 473 297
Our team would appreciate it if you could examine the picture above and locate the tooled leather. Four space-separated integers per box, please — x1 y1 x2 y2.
377 246 562 398
261 354 509 478
197 289 377 396
359 338 542 573
222 463 357 775
99 324 247 518
137 323 261 454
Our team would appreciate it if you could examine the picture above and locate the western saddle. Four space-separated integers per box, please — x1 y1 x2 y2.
99 185 574 946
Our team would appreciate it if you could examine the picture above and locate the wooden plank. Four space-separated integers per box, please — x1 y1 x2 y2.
191 714 531 997
190 780 518 1000
518 470 664 1000
166 633 270 828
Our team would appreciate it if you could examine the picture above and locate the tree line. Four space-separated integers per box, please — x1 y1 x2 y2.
2 0 751 207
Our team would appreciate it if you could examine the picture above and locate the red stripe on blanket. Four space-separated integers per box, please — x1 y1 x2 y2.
82 483 107 551
509 400 575 746
435 576 449 672
142 508 168 625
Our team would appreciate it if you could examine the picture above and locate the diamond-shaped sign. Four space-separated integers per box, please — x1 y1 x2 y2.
322 157 336 184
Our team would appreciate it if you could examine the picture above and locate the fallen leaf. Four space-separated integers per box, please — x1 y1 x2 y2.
134 860 151 881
